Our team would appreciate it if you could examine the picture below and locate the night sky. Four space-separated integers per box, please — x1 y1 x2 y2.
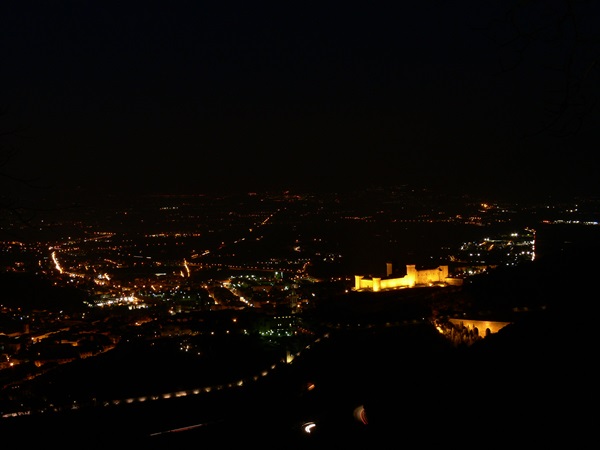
1 1 599 201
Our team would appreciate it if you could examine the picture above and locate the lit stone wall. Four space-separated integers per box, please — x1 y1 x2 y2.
414 265 448 284
448 318 511 336
354 264 457 291
444 277 463 286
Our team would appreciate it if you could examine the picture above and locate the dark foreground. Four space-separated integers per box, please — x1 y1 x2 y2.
3 307 593 449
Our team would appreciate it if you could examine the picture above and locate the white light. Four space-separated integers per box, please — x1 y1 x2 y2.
302 422 316 434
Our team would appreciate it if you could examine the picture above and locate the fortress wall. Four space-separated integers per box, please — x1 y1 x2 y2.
445 277 463 286
449 319 511 336
354 265 452 291
414 266 448 285
355 275 371 290
379 276 412 290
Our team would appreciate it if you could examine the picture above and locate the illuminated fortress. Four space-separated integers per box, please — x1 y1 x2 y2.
354 263 463 292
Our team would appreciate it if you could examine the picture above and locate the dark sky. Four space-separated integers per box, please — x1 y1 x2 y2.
1 1 599 201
